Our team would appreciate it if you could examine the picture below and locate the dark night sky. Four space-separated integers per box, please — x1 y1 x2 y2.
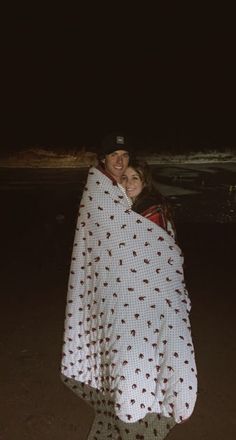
1 6 236 152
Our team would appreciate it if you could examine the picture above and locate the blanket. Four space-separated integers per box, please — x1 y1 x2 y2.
61 167 197 424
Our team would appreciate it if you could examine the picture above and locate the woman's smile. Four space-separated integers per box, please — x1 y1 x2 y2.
121 167 144 200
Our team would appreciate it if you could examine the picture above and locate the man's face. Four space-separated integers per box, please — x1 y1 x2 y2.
104 150 129 182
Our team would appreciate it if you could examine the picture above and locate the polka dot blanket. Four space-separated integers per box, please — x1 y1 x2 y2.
61 167 197 425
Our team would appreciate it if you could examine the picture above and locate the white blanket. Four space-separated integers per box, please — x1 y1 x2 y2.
61 167 197 424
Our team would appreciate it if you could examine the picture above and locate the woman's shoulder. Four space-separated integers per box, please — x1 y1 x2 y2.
141 204 163 217
133 188 166 213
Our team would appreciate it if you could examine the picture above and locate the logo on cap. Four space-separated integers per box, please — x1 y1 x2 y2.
116 136 125 145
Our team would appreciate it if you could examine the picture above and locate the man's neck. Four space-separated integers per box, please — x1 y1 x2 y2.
97 163 132 206
97 163 120 185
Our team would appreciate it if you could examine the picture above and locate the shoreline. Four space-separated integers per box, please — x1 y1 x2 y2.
1 159 236 168
1 147 236 168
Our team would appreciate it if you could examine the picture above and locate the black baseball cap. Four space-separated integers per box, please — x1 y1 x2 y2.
99 132 133 158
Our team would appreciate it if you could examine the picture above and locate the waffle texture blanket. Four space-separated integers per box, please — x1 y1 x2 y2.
61 167 197 424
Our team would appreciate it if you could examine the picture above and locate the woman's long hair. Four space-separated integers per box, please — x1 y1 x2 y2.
127 160 175 234
127 159 164 212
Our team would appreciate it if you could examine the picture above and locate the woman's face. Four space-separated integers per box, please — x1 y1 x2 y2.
121 166 144 199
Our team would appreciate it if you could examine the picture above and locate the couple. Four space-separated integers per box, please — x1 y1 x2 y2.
61 134 197 439
97 135 175 237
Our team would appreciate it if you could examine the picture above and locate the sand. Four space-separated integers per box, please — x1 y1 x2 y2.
0 180 235 439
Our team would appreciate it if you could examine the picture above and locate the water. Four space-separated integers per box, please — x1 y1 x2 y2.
0 163 236 223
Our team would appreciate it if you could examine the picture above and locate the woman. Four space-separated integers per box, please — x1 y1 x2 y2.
121 160 176 239
61 164 197 439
